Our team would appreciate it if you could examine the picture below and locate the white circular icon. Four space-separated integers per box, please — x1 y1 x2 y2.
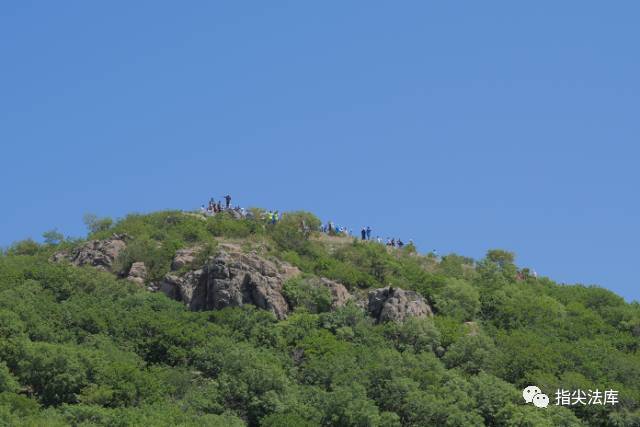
522 385 542 403
532 393 550 408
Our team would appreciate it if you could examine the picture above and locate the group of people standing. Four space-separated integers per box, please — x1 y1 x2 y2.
322 222 411 250
199 195 281 224
201 194 233 215
265 210 280 224
199 198 410 249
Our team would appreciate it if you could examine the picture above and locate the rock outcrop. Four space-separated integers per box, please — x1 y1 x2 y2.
127 262 147 286
171 247 199 270
160 247 300 320
318 278 352 309
51 234 128 272
367 287 433 323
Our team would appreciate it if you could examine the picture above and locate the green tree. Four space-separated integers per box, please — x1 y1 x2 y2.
42 229 64 245
271 211 321 253
433 278 480 321
83 213 113 234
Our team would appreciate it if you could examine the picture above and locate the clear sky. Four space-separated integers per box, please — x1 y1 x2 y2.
1 2 638 301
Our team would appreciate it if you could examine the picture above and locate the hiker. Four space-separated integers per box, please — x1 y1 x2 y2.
272 211 279 224
361 227 366 240
366 226 372 240
397 239 404 248
224 194 231 209
216 201 222 212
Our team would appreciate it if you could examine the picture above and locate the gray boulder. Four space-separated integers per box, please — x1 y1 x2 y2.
51 234 128 272
368 286 433 323
160 248 298 320
127 262 147 286
171 247 199 270
318 278 352 309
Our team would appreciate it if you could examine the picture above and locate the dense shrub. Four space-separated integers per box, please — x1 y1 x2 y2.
282 276 332 313
0 210 636 426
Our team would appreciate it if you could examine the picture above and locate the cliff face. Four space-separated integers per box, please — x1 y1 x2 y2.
160 246 296 320
53 238 433 323
50 234 128 272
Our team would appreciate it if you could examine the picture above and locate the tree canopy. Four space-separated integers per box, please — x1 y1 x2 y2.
0 209 638 426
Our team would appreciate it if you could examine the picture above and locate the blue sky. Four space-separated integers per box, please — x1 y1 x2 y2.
1 1 638 301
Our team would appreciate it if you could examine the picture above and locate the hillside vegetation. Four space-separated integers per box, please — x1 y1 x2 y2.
1 210 639 426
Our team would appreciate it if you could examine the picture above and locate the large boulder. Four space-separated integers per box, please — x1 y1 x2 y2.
368 287 433 323
171 247 199 270
127 262 147 286
51 234 128 272
318 278 352 309
160 248 299 320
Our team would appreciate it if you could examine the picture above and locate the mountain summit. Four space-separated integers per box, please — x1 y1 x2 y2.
0 209 638 426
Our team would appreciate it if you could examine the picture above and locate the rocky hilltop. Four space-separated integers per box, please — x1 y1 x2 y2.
4 209 636 426
52 234 433 323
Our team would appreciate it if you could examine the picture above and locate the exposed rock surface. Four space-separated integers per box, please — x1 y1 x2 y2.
160 247 300 319
51 234 128 272
224 208 243 220
127 262 147 286
318 278 352 309
367 286 433 323
171 247 199 270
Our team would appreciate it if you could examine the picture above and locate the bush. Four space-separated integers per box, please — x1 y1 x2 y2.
433 278 480 321
384 317 441 354
6 239 41 256
42 229 65 245
283 276 332 313
442 334 496 374
83 214 113 235
206 215 255 238
271 211 320 254
0 362 19 393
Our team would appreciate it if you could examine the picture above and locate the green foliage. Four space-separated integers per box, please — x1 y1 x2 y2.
442 333 497 374
0 208 638 425
42 229 65 245
282 276 332 313
206 213 258 238
383 317 441 354
271 211 321 253
6 239 41 256
0 363 19 393
432 278 480 321
437 254 476 279
83 213 113 234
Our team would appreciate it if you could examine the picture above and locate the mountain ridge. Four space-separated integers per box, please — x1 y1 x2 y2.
0 208 638 426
